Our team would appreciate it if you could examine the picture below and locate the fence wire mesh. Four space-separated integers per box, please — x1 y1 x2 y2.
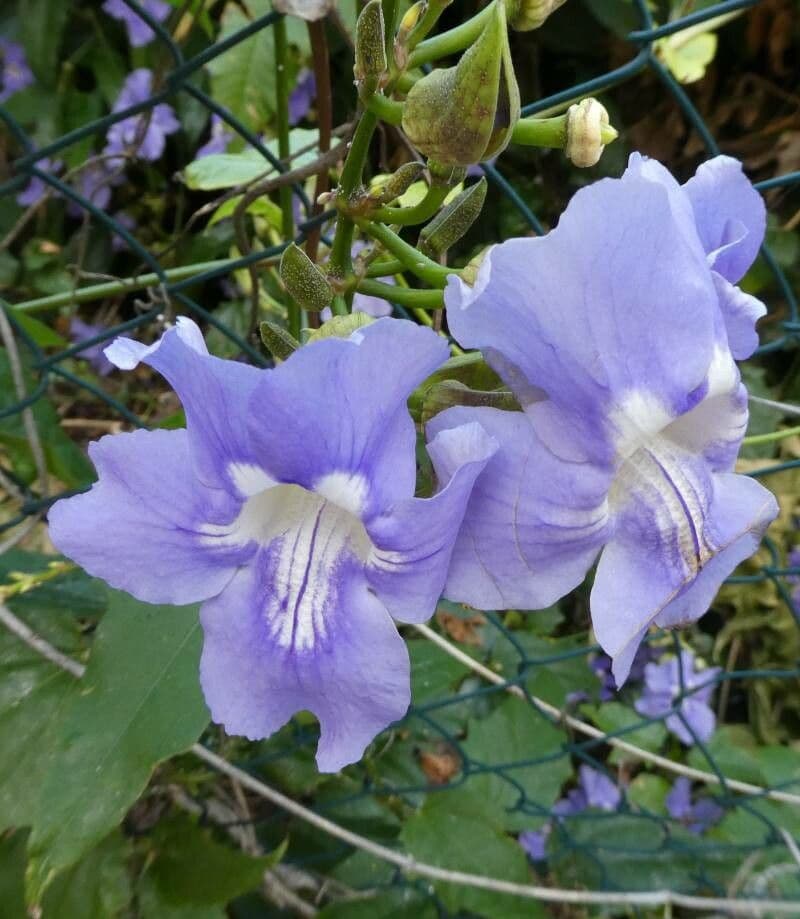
1 0 800 914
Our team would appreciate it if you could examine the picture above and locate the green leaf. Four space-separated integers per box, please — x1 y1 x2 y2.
582 702 667 763
183 129 320 191
626 773 670 814
687 725 765 785
658 32 717 84
26 591 209 902
40 831 132 919
19 0 69 84
0 605 83 831
0 347 95 487
408 638 469 706
0 830 28 919
318 889 438 919
137 874 225 919
207 0 280 133
150 815 284 907
7 309 67 348
459 696 571 831
401 789 542 919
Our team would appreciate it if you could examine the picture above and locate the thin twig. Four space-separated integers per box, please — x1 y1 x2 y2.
413 623 800 807
0 602 84 678
748 395 800 418
0 515 41 555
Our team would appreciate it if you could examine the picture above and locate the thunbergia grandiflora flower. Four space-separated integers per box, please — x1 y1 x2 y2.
431 153 779 684
49 317 495 770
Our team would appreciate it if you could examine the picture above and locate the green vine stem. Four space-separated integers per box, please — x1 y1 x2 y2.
274 15 301 339
370 185 450 226
407 0 496 69
354 219 455 286
355 278 444 308
742 424 800 446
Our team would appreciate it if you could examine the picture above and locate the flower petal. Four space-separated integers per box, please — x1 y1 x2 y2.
427 406 610 610
710 271 767 359
48 429 242 605
105 318 265 496
365 421 497 623
246 318 449 515
445 169 718 462
593 467 777 685
199 553 410 772
683 155 766 284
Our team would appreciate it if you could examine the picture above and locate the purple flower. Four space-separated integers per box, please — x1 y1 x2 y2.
69 319 115 377
0 38 34 103
102 0 171 48
666 777 723 834
15 158 61 208
431 154 778 684
110 212 137 252
66 161 123 219
552 765 621 816
634 650 720 745
591 643 659 699
48 317 496 771
519 827 549 861
289 69 316 126
196 114 234 159
104 69 180 164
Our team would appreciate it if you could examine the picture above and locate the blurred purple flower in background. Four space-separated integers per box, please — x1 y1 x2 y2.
288 68 316 125
69 318 115 377
15 158 61 208
666 777 723 834
0 37 34 103
102 0 171 47
196 113 234 159
110 212 138 253
105 69 180 164
635 650 720 745
553 765 622 816
519 827 549 861
788 546 800 610
590 643 660 700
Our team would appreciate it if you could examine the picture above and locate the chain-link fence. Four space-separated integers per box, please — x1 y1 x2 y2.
1 0 800 914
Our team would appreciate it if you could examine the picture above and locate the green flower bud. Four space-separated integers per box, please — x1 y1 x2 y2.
259 320 299 363
565 98 611 168
354 0 388 98
279 243 334 312
371 161 427 204
507 0 567 31
419 177 487 257
421 379 519 425
401 0 520 167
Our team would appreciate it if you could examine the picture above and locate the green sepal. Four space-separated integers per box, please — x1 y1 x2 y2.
259 320 299 362
419 177 487 256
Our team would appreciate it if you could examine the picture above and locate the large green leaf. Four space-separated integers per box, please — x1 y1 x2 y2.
26 591 209 901
19 0 69 84
0 601 85 831
401 788 542 919
150 815 284 907
318 889 438 919
459 696 571 831
0 830 28 919
39 832 132 919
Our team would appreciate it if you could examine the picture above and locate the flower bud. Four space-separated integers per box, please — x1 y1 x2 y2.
307 313 375 342
259 320 299 362
507 0 567 31
419 177 487 257
565 98 611 168
280 243 334 312
354 0 388 98
371 161 427 204
401 0 520 167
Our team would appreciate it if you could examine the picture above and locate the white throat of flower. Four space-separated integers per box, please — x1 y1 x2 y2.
203 472 373 651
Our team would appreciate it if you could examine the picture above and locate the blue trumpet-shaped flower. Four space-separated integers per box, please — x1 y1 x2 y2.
432 154 778 684
49 317 495 771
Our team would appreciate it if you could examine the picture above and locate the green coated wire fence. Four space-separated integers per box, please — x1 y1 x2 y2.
1 0 800 913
